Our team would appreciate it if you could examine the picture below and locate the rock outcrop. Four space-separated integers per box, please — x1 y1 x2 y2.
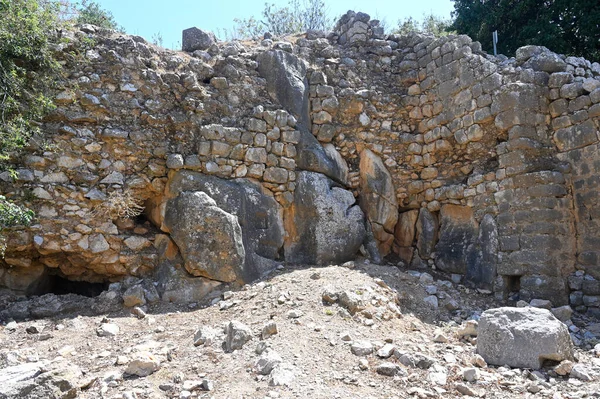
284 172 365 265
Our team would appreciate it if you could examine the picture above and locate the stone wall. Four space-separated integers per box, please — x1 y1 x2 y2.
2 12 600 313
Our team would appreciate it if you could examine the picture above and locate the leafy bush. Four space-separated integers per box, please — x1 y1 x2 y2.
0 0 61 166
395 13 454 37
76 0 123 32
228 0 331 39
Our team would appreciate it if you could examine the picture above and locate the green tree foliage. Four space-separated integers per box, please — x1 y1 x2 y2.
0 195 34 256
229 0 332 39
76 0 123 32
450 0 600 61
395 13 453 37
0 0 61 166
0 196 34 230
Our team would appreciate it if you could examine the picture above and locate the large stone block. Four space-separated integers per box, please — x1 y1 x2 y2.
477 307 574 369
285 172 366 265
182 27 216 52
465 214 498 290
435 205 477 274
164 191 245 282
167 171 285 282
416 208 438 260
359 149 398 257
256 50 348 185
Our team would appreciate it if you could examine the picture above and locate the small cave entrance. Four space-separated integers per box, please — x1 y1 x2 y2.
46 275 109 298
503 275 521 300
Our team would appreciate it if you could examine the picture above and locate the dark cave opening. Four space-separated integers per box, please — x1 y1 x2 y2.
504 275 522 300
47 275 109 298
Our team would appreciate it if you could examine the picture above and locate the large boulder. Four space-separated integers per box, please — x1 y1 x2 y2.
435 205 478 273
0 360 82 399
416 208 438 260
182 27 216 52
359 149 398 257
164 191 245 283
465 214 498 290
256 50 348 185
394 210 419 263
285 171 366 265
166 171 285 282
477 307 574 369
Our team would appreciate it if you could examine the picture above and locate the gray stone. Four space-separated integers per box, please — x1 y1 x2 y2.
351 340 373 356
268 363 295 386
465 214 498 290
254 350 282 375
416 208 438 260
225 320 252 352
193 326 220 346
122 285 146 307
526 52 568 73
359 149 398 257
551 305 573 322
435 205 477 274
376 362 401 376
164 191 245 283
0 361 82 399
167 171 285 282
256 50 347 184
284 172 366 265
182 27 216 52
477 307 574 369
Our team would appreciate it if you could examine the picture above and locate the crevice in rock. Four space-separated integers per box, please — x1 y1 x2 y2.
45 274 109 297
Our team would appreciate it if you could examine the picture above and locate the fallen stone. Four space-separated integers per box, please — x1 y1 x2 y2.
268 363 296 386
570 364 592 381
97 323 119 337
193 326 219 347
351 341 374 356
125 352 161 377
225 320 252 352
477 307 574 369
254 350 283 375
376 362 402 376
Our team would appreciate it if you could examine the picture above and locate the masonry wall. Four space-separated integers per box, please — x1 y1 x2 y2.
2 12 600 311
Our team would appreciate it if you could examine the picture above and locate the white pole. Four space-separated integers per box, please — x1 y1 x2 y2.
493 30 498 56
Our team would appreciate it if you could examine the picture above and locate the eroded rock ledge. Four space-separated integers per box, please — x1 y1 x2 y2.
2 11 600 315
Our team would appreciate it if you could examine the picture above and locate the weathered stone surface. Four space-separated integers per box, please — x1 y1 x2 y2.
256 50 348 184
394 210 419 263
167 171 284 282
225 320 252 352
477 307 574 369
416 208 438 260
155 262 222 304
0 361 82 399
359 149 398 257
164 191 245 283
125 352 161 377
465 214 498 289
182 27 216 52
435 205 478 274
285 172 365 265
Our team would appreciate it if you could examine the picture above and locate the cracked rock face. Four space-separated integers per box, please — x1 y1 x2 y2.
359 148 398 258
164 191 245 283
284 171 366 265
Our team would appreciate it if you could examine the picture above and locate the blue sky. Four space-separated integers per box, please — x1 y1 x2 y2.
91 0 455 49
